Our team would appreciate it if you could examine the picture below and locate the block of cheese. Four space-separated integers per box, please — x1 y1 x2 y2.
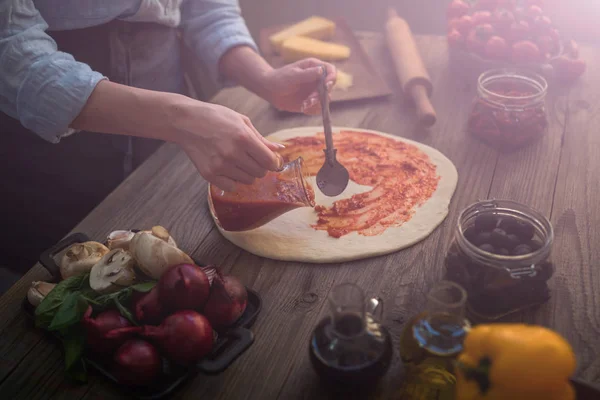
334 69 354 91
269 16 336 53
281 36 351 63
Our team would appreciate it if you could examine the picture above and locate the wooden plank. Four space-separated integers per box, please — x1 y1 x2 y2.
540 45 600 382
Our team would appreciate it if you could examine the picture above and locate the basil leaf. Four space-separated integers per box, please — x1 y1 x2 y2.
48 293 89 333
114 296 138 326
35 273 89 329
62 327 87 383
130 281 157 293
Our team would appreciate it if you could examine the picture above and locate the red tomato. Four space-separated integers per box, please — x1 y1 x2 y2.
475 0 498 11
454 15 474 35
447 29 464 48
497 0 517 10
493 9 516 31
484 36 510 60
552 56 586 82
526 5 544 19
512 40 541 64
532 15 553 35
447 0 470 20
507 20 530 43
564 39 579 59
536 35 556 56
467 24 496 55
472 11 493 26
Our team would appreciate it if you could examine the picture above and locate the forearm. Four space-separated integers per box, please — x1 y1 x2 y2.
71 80 188 143
219 45 274 101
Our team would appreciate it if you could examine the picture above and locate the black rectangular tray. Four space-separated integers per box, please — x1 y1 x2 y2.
22 232 262 400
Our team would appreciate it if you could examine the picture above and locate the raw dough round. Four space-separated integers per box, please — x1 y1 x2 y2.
208 126 458 263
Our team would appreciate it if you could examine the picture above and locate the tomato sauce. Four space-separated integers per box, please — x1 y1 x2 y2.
210 165 316 232
278 131 440 238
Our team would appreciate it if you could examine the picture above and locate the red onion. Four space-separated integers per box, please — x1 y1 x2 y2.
112 339 161 386
140 310 214 366
158 263 210 311
131 287 166 325
201 266 248 331
82 306 135 354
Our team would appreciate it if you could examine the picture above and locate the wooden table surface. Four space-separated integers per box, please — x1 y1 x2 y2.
1 33 599 399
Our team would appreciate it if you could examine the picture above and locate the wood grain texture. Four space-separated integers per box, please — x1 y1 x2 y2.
0 34 598 400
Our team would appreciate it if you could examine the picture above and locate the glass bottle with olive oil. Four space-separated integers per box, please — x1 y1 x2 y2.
395 281 471 400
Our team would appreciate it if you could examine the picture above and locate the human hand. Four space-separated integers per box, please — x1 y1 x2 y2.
173 100 283 192
260 58 337 115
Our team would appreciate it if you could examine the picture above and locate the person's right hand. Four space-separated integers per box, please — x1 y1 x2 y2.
173 100 284 192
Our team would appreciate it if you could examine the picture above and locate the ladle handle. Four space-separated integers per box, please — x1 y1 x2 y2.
318 65 335 163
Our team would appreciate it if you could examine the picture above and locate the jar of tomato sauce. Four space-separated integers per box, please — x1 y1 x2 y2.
444 199 555 321
467 69 549 151
208 157 316 232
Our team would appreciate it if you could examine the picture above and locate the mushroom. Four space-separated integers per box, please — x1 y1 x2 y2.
129 226 193 279
60 241 109 279
27 281 57 307
89 248 137 294
107 228 177 251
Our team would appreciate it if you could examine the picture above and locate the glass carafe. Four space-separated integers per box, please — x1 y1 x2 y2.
309 283 393 391
397 281 471 399
208 157 316 232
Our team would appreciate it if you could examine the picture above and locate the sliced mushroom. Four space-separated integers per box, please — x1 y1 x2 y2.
60 241 109 279
89 249 137 294
129 226 192 279
27 281 57 307
106 230 136 250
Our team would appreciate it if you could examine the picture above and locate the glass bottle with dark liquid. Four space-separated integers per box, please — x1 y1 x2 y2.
396 281 471 399
309 283 393 391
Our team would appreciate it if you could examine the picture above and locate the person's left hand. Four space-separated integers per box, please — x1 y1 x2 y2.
261 58 337 115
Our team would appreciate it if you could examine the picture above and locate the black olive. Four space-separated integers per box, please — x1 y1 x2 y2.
463 226 478 243
497 248 509 256
528 239 543 251
512 244 533 256
478 243 495 253
506 234 520 250
490 228 509 248
514 220 535 241
498 216 520 234
473 231 493 246
475 214 498 232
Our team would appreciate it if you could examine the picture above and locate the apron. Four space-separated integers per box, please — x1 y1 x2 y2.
0 21 187 273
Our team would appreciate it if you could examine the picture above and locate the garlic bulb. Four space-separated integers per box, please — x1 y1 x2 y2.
27 281 57 307
60 241 109 279
129 226 192 279
89 248 137 294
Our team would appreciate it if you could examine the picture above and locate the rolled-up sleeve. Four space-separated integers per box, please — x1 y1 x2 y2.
180 0 258 89
0 0 106 143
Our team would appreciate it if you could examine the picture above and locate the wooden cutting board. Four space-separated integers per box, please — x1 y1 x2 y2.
259 18 392 103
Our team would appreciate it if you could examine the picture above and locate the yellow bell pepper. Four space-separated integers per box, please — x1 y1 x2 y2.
455 323 576 400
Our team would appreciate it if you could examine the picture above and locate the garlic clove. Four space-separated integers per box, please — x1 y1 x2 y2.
60 241 109 279
106 230 136 250
90 249 137 294
27 281 57 307
129 230 193 279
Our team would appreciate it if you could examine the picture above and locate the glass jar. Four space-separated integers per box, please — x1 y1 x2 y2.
444 199 554 321
467 69 549 151
208 157 315 232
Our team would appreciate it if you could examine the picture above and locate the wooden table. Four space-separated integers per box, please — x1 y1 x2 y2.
1 33 599 399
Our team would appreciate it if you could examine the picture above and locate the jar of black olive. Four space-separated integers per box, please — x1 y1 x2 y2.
467 69 549 151
444 199 554 321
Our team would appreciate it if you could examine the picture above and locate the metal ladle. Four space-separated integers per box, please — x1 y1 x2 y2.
316 66 349 197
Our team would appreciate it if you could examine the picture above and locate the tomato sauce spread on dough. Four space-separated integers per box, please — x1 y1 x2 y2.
278 130 440 238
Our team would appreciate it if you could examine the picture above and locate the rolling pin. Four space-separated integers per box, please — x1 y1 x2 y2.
385 8 436 127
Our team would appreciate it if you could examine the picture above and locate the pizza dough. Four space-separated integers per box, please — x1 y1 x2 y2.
208 126 458 263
